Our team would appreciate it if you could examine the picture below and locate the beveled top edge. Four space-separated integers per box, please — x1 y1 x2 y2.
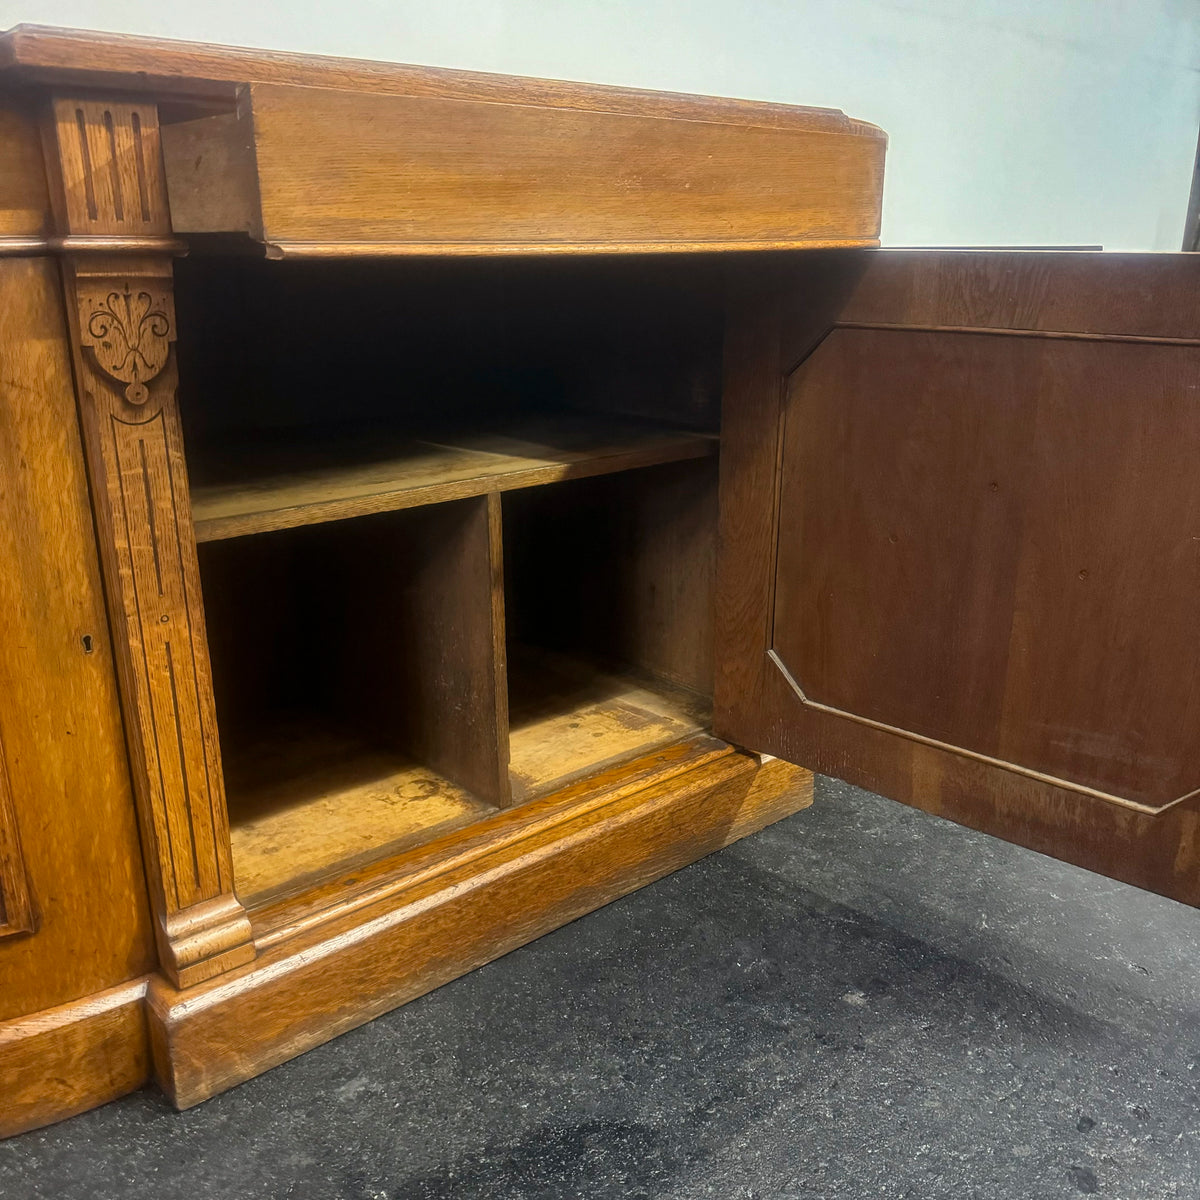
0 24 886 140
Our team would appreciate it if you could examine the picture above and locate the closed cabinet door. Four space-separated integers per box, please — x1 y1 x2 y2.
716 249 1200 905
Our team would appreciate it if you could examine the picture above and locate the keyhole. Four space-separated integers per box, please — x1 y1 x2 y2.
81 634 94 654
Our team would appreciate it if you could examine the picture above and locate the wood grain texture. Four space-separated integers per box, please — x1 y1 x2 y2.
45 96 252 987
192 81 882 254
716 249 1200 905
812 250 1200 345
146 749 813 1109
0 256 157 1019
45 97 171 239
774 328 1200 813
335 497 512 809
507 649 709 802
226 730 495 905
0 98 49 236
199 498 511 900
60 261 252 987
0 732 33 937
0 24 880 138
0 979 150 1138
189 417 716 543
247 736 734 949
504 458 719 697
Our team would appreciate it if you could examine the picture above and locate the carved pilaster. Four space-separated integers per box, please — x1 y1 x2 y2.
45 97 253 987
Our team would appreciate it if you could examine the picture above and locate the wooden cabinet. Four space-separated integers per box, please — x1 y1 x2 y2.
0 25 1195 1136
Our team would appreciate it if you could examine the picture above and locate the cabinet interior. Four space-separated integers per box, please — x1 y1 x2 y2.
178 254 724 905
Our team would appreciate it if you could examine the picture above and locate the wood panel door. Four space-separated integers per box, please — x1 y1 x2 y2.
716 250 1200 905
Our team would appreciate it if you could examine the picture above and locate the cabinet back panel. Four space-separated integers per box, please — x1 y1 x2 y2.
504 458 717 696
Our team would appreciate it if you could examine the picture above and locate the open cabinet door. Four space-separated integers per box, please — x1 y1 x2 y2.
716 250 1200 905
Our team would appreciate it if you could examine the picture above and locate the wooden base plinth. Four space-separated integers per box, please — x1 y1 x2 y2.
0 981 150 1138
1 744 812 1132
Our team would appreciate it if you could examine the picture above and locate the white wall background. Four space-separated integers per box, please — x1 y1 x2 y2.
3 1 1198 249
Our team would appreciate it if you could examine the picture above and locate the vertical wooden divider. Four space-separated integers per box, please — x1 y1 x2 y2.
42 96 254 987
485 492 513 806
339 493 512 808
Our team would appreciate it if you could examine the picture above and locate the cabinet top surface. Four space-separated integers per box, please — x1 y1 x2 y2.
0 23 883 140
4 24 886 256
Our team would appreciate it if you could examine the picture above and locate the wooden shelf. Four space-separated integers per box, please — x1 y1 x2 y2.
225 719 495 904
225 652 711 902
507 648 711 802
190 415 717 542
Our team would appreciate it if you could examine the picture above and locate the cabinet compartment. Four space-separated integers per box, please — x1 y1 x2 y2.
178 254 724 904
503 458 717 800
199 498 506 903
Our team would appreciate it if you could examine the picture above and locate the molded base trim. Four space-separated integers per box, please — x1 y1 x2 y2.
147 749 812 1110
0 979 151 1137
0 748 813 1132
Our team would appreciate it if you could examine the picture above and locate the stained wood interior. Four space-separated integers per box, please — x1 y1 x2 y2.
503 460 717 800
223 720 493 903
175 253 722 457
200 499 508 901
775 325 1200 809
716 251 1200 909
189 415 716 542
506 648 710 802
202 457 720 895
184 255 724 901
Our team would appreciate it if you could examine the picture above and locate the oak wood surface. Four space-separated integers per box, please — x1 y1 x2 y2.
0 28 884 255
200 495 511 905
186 80 883 254
225 722 494 904
716 249 1200 905
0 728 33 937
147 749 813 1109
775 329 1200 812
0 24 879 137
0 256 157 1019
0 98 49 236
806 250 1200 346
189 416 716 543
335 497 512 809
507 648 710 802
0 34 873 1131
45 95 253 986
0 980 150 1137
2 739 782 1134
504 459 718 697
247 736 734 948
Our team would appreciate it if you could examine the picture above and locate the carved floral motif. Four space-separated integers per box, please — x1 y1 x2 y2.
82 284 173 405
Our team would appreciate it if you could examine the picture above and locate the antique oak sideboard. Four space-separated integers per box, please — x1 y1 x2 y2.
2 26 1199 1136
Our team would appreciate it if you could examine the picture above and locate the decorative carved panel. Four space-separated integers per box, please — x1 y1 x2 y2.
79 282 174 404
45 96 253 987
49 98 172 238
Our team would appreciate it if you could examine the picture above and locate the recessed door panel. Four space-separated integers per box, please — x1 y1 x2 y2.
715 250 1200 904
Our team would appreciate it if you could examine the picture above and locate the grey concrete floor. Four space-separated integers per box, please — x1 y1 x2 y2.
3 775 1200 1199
